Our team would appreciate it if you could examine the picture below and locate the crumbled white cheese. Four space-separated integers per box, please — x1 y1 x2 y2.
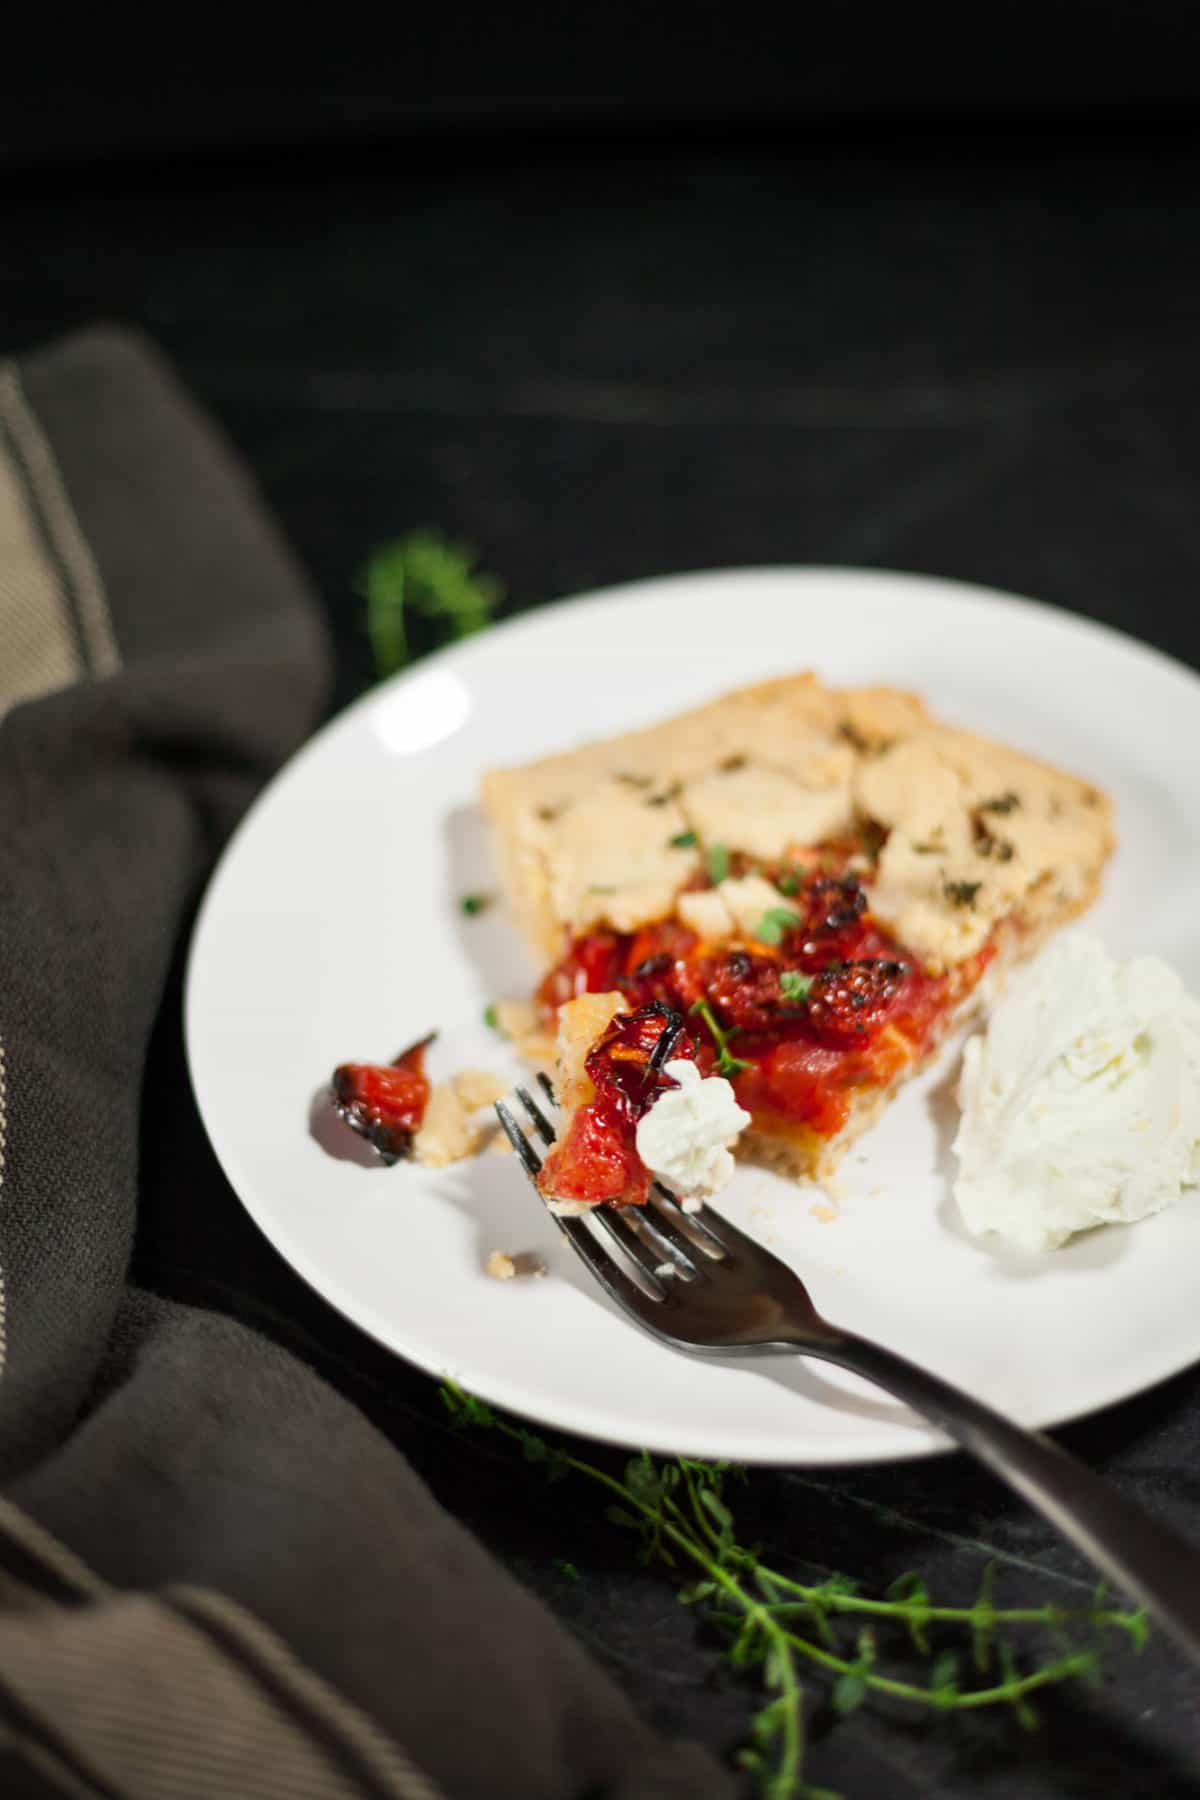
635 1060 751 1205
953 934 1200 1252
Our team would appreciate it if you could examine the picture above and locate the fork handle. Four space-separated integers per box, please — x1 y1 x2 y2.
801 1327 1200 1664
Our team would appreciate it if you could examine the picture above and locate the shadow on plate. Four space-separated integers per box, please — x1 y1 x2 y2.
429 1144 922 1435
444 802 539 999
307 1084 383 1169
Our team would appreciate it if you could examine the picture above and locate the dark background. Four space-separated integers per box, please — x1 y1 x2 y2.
7 23 1200 1797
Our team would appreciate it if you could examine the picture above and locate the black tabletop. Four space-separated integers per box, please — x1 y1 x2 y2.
7 120 1200 1797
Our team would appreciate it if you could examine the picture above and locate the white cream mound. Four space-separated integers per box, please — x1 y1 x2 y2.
953 934 1200 1252
635 1061 751 1210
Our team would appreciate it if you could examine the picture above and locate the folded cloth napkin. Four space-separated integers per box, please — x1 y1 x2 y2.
0 328 738 1800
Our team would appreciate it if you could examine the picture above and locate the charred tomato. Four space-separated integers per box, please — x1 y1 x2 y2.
331 1031 434 1162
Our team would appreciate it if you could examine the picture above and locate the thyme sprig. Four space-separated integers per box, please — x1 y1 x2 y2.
688 996 750 1078
359 530 504 677
441 1383 1146 1800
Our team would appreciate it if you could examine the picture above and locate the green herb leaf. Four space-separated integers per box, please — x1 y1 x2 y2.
930 1649 961 1697
436 1379 1150 1798
359 530 504 679
605 1505 640 1530
460 892 491 916
980 790 1021 814
483 1004 499 1030
780 970 814 1002
552 1558 580 1582
776 868 804 895
706 842 730 885
670 830 698 849
944 879 982 909
755 907 801 946
832 1673 868 1715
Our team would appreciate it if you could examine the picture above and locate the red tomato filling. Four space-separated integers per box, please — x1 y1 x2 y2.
536 870 992 1142
538 1003 697 1207
331 1032 434 1162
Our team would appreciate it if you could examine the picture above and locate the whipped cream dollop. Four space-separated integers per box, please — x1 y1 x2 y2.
953 934 1200 1252
635 1060 751 1210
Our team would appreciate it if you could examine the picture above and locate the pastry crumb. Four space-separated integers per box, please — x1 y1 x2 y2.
809 1202 839 1224
486 1248 548 1281
414 1081 479 1167
494 998 536 1038
453 1068 507 1112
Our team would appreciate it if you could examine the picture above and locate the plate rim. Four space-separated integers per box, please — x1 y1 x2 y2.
185 563 1200 1465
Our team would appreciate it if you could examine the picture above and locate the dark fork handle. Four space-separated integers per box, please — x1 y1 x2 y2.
798 1325 1200 1663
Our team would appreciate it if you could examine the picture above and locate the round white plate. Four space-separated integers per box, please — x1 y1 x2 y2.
186 567 1200 1465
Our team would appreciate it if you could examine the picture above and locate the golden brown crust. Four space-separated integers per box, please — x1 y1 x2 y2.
482 673 1112 967
482 672 1115 1186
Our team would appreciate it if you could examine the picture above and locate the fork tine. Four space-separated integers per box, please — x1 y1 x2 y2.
591 1207 679 1285
495 1100 666 1311
494 1101 544 1179
515 1085 556 1147
647 1192 725 1264
536 1070 556 1105
622 1203 703 1278
675 1193 771 1261
556 1213 666 1309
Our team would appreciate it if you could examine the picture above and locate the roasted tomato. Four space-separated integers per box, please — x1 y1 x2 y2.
804 959 909 1048
331 1031 434 1162
539 1003 696 1207
696 949 790 1033
532 862 987 1143
536 929 624 1018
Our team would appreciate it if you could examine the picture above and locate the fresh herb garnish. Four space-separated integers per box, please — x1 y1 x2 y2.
780 970 814 1003
689 997 750 1078
706 842 731 886
776 868 804 896
670 830 699 849
944 880 982 909
442 1383 1146 1800
755 907 802 947
980 791 1021 815
359 530 504 678
483 1004 499 1031
460 892 492 916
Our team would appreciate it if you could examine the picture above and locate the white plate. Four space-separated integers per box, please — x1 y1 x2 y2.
185 567 1200 1465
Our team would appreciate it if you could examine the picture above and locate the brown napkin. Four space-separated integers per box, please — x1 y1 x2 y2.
0 326 739 1800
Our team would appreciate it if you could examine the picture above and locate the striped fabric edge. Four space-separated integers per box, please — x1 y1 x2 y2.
0 1500 445 1800
0 366 118 683
0 1037 5 1382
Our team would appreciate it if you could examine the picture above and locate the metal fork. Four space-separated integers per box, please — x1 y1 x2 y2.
496 1081 1200 1665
